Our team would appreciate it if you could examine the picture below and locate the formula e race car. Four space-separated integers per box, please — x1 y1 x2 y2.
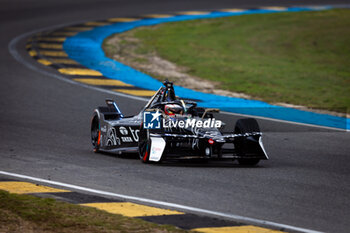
91 81 268 165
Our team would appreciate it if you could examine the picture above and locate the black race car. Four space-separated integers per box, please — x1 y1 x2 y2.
91 81 268 165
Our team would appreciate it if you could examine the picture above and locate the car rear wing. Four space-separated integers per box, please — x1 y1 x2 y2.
103 98 123 118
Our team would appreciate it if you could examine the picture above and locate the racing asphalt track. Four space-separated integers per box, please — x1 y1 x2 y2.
0 0 349 232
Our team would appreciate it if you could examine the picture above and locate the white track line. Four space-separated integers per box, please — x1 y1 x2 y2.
0 171 323 233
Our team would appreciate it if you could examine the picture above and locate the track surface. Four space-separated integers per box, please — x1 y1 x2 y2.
1 1 349 232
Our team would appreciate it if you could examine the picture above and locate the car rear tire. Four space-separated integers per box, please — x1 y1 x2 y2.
234 118 261 166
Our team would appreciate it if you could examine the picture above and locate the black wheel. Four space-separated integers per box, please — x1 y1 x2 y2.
234 118 261 166
138 127 151 163
91 113 100 153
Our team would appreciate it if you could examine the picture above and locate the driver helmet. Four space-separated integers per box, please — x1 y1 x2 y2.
164 104 183 116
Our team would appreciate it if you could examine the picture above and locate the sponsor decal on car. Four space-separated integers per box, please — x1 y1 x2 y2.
107 127 121 146
121 137 133 142
119 126 129 135
129 127 139 141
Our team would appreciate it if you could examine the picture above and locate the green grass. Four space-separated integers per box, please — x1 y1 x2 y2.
105 9 350 113
0 190 188 233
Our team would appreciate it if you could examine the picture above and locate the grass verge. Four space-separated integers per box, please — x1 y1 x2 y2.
0 190 188 233
104 9 350 114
